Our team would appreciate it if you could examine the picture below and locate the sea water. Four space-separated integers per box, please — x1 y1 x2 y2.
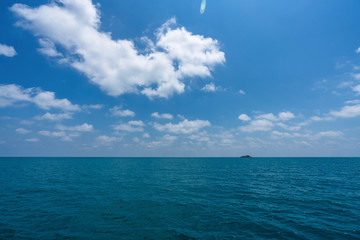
0 157 359 239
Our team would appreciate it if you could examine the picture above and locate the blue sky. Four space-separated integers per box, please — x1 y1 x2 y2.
1 0 360 157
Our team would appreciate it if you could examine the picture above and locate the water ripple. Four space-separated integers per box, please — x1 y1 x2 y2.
0 157 359 239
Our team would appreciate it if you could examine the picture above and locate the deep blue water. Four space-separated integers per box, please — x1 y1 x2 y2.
0 157 359 240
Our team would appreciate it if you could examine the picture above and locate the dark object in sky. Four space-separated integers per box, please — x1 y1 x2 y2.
240 155 252 158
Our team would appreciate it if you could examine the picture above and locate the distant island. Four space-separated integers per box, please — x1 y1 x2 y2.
240 155 252 158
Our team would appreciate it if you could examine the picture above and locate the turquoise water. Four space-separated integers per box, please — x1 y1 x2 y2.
0 157 359 239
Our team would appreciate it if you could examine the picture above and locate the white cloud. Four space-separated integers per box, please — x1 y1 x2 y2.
271 130 343 140
11 2 225 99
96 135 121 145
144 134 178 148
143 133 150 138
239 119 274 132
0 43 17 57
238 114 251 121
330 104 360 118
239 111 296 133
38 130 74 141
154 119 210 134
163 134 177 142
352 85 360 95
110 106 135 117
214 131 236 146
278 111 295 121
16 128 31 134
238 90 246 95
38 38 62 57
337 81 354 89
113 120 145 132
128 120 145 127
156 18 225 78
356 47 360 54
25 138 39 142
310 116 334 122
201 83 218 92
256 113 278 121
0 84 80 111
276 122 300 131
151 112 173 119
82 104 104 110
189 132 210 142
271 131 294 139
315 131 343 139
56 123 93 132
352 73 360 80
35 112 72 121
21 120 34 125
255 111 295 122
345 99 360 105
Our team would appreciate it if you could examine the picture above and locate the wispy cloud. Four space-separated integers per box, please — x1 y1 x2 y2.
113 120 145 132
16 128 31 134
25 138 39 142
110 106 135 117
151 112 173 120
0 84 80 111
154 118 210 134
35 112 73 121
96 135 122 145
56 123 94 132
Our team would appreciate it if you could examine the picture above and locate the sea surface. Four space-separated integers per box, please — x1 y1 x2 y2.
0 157 359 240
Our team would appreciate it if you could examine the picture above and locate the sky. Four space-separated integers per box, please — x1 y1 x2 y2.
1 0 360 157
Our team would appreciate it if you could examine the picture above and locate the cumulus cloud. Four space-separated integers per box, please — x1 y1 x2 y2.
239 119 274 132
110 106 135 117
154 119 210 134
239 111 295 132
201 83 218 92
11 1 225 99
278 111 295 121
238 114 251 121
0 84 80 111
151 112 173 119
113 120 145 132
0 43 17 57
35 112 72 121
330 104 360 118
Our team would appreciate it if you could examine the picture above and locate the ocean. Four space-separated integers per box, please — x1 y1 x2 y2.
0 157 359 239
